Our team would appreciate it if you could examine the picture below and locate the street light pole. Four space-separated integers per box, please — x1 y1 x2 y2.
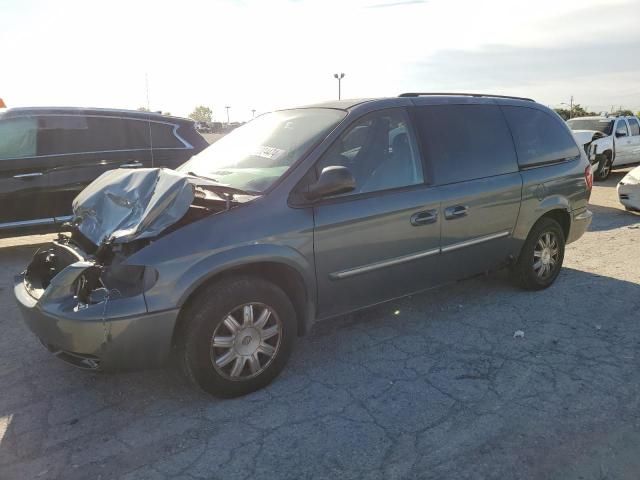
225 106 230 125
333 72 345 100
251 109 256 118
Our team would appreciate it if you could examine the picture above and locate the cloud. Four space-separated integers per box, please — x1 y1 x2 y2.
2 0 639 116
421 39 640 89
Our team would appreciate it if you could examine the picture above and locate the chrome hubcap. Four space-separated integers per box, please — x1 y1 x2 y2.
533 232 560 279
210 303 282 380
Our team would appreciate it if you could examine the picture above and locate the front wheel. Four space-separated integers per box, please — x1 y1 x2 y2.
595 153 613 181
180 276 297 397
512 217 566 290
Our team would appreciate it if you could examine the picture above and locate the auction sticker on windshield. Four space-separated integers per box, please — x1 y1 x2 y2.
251 146 286 160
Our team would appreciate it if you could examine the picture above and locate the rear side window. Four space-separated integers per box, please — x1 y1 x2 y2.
629 118 640 136
150 122 184 148
37 116 151 155
413 104 518 185
502 106 580 167
0 117 37 159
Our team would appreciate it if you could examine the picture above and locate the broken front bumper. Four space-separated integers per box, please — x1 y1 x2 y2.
618 183 640 211
13 245 179 371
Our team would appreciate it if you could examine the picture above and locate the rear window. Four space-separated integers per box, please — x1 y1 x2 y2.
0 117 37 160
566 118 614 135
629 118 640 136
413 104 518 185
502 106 580 167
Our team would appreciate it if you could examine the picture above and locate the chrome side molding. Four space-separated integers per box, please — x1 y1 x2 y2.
330 247 440 280
0 217 56 230
0 215 73 230
330 230 511 279
441 230 511 253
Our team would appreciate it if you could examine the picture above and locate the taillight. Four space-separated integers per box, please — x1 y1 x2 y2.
585 165 593 191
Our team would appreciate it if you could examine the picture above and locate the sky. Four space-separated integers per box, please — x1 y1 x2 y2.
1 0 640 121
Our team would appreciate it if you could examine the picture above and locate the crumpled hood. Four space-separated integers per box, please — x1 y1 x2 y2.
72 168 195 246
572 130 605 146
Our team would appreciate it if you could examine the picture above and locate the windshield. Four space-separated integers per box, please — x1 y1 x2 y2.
567 118 614 135
178 108 346 193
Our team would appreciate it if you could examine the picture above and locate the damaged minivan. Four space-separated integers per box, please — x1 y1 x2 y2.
14 94 593 397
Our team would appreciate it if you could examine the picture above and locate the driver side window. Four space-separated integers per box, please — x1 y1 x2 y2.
616 120 629 137
316 109 424 195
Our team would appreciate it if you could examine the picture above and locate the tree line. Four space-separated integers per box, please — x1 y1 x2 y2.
139 103 640 123
554 104 638 121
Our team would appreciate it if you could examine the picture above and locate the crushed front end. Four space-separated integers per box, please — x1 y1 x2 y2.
12 168 198 370
14 234 178 370
14 167 254 371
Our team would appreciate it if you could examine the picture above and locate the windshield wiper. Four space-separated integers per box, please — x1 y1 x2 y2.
186 171 219 183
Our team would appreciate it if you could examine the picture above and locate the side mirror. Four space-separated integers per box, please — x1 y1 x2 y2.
616 130 628 138
306 166 355 200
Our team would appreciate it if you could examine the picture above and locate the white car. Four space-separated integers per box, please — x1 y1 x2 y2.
568 115 640 181
618 165 640 211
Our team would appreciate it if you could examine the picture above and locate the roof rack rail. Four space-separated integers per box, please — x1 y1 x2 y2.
398 92 535 102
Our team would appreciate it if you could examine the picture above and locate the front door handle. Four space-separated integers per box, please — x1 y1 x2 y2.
444 205 468 220
410 209 438 226
120 162 143 168
13 172 44 179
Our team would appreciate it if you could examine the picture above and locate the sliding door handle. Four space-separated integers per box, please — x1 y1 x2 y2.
444 205 468 220
13 172 43 179
410 209 438 226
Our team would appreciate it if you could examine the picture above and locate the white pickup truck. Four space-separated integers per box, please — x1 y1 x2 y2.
567 115 640 181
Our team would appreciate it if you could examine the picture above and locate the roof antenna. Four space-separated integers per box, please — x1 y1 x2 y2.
146 73 155 167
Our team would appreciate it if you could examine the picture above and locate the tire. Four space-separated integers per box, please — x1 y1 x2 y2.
179 275 297 397
512 217 565 291
595 153 613 181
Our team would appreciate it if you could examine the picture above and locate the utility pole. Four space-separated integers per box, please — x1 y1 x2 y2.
333 72 345 100
145 73 151 111
225 106 230 125
251 109 256 118
569 95 574 119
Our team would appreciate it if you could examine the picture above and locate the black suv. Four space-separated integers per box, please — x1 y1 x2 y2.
0 107 208 235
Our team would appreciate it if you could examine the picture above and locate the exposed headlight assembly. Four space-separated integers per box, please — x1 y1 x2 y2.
75 264 158 304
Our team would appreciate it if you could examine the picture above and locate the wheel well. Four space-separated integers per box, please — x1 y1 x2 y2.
172 262 310 347
539 209 570 240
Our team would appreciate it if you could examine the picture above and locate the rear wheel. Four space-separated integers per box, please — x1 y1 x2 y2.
179 276 296 397
512 217 565 290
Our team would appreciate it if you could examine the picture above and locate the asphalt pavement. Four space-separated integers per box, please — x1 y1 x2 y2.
1 170 639 480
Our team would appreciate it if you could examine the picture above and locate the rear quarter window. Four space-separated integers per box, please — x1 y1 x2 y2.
0 117 37 159
413 104 519 185
629 118 640 136
502 106 580 168
150 122 185 148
